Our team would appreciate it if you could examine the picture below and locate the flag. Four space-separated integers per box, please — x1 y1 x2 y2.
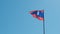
29 10 44 20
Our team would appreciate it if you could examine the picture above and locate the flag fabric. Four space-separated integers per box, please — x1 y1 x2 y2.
29 10 44 20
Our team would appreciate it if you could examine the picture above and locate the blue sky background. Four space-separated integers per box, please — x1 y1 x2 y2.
0 0 60 34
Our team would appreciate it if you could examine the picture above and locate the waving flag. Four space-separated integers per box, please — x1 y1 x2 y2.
29 10 45 34
29 10 44 20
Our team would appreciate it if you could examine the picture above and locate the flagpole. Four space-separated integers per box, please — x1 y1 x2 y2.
43 10 45 34
43 19 45 34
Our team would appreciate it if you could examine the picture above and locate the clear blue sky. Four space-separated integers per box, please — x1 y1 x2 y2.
0 0 60 34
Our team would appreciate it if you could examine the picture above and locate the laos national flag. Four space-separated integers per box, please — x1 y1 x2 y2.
29 10 44 20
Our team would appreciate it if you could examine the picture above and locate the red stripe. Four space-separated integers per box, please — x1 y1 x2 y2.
29 10 37 14
32 14 37 18
37 16 44 20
